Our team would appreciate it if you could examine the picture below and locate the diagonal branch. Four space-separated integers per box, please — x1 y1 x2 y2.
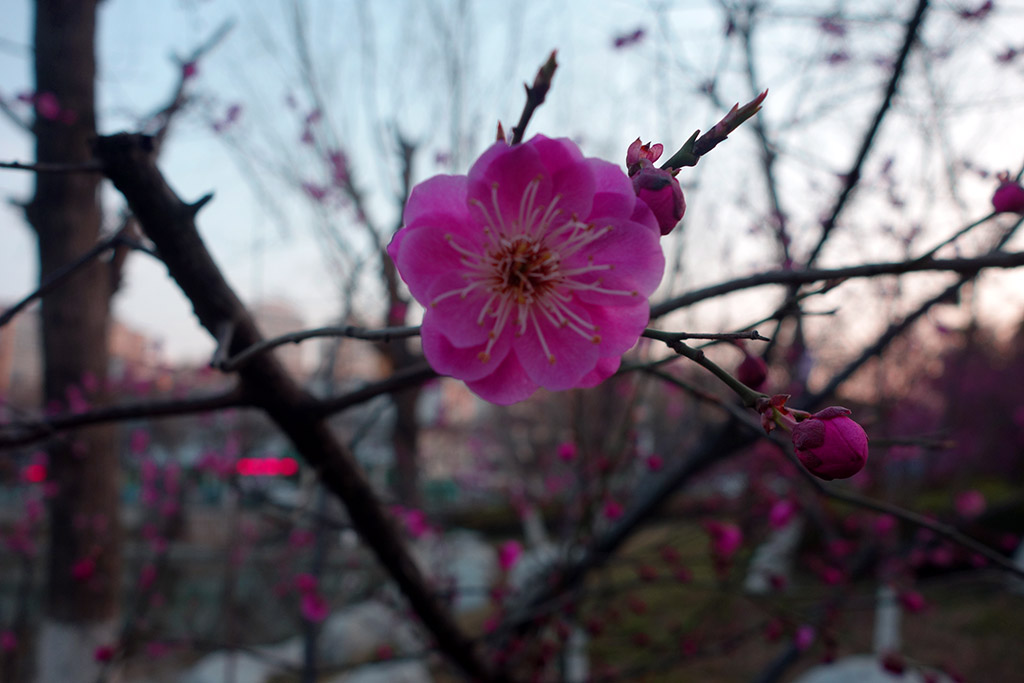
93 134 497 683
0 387 246 449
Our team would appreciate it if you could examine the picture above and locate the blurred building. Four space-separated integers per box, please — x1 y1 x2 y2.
0 304 162 407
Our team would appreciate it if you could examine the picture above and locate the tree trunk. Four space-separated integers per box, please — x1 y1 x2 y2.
26 1 121 679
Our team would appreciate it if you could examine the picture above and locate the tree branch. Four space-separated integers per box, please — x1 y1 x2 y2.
0 229 129 329
0 388 246 449
217 325 421 372
650 249 1024 318
93 134 496 683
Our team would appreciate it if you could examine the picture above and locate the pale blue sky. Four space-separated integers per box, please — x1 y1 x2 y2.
3 0 1024 365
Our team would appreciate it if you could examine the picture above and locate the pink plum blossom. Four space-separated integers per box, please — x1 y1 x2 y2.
955 489 986 518
992 172 1024 213
794 624 816 651
388 134 664 404
626 139 685 235
791 407 869 480
498 540 522 571
705 520 743 559
300 591 330 622
603 499 624 520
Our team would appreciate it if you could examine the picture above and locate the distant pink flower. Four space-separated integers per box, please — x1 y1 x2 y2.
394 507 431 538
899 590 928 613
498 540 522 571
94 644 116 662
71 557 96 582
955 489 986 518
791 407 869 480
603 499 624 520
294 573 318 594
300 591 330 622
388 135 664 404
705 520 743 559
794 625 815 651
613 27 646 49
34 92 61 121
992 172 1024 213
557 441 578 462
958 0 994 21
626 139 685 235
768 499 797 529
736 351 768 390
818 17 847 37
645 454 664 471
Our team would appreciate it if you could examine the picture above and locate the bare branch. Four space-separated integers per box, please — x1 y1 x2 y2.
509 50 558 145
0 229 127 329
0 387 246 449
0 159 103 173
217 325 421 372
314 361 438 419
650 249 1024 318
807 0 930 266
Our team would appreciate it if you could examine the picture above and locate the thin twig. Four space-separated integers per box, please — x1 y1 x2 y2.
509 51 558 145
218 325 421 372
0 159 104 173
643 328 770 343
806 0 930 266
313 362 438 418
0 230 126 329
0 387 247 449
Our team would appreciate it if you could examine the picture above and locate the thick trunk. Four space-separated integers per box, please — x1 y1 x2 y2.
27 1 121 679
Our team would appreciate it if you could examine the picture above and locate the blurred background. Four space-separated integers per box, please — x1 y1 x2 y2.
2 1 1024 681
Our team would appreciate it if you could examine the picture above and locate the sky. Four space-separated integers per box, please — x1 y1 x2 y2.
3 0 1024 367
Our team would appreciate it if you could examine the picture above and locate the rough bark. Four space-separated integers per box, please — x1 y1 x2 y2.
25 0 121 679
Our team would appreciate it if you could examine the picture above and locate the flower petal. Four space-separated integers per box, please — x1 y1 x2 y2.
421 321 511 382
424 276 494 347
577 356 621 388
391 221 480 302
568 220 665 305
514 307 601 391
465 353 537 405
583 300 650 356
467 142 552 235
402 175 469 228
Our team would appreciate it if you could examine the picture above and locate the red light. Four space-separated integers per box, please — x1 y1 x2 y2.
23 464 47 483
236 457 299 477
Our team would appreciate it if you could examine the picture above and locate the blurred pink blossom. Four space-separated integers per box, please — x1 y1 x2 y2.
498 540 522 571
955 489 986 518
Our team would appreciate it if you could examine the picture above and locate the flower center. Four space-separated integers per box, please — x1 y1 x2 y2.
492 237 557 303
431 179 640 365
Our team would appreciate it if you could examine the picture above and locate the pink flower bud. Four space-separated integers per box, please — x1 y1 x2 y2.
791 407 869 480
992 172 1024 214
631 164 686 235
736 353 768 390
627 138 685 235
